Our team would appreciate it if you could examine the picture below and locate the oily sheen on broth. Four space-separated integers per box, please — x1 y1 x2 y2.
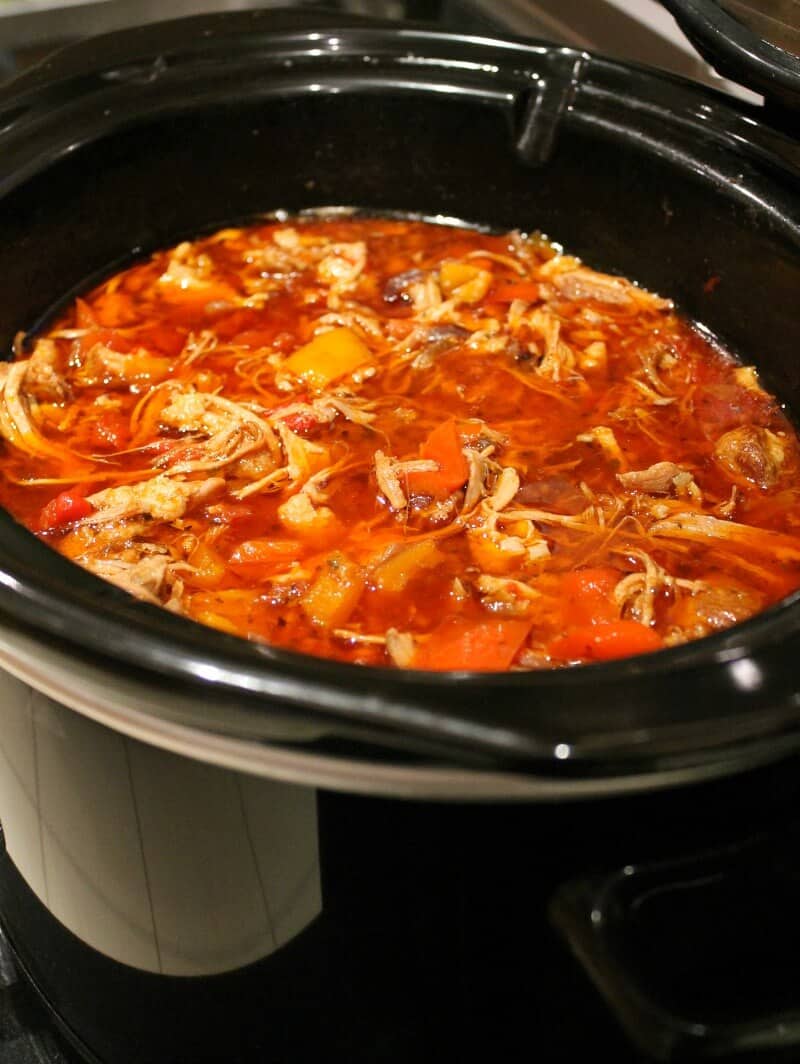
2 217 800 670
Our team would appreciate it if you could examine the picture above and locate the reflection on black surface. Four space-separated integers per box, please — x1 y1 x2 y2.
3 756 800 1062
552 822 800 1060
0 916 83 1064
611 840 800 1022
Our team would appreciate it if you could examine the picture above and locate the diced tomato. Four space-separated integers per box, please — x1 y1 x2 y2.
280 410 319 436
229 539 302 569
406 419 469 498
489 281 541 304
560 567 620 627
548 621 663 663
204 503 254 525
141 324 186 357
87 410 129 451
414 616 532 671
74 328 134 358
384 319 416 339
39 490 94 532
232 328 279 349
74 298 97 329
272 393 318 436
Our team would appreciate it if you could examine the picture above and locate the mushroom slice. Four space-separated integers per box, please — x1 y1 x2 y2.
677 584 764 637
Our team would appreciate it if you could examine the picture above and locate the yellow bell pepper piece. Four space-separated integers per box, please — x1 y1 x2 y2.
373 539 443 592
283 327 371 389
187 540 227 589
303 553 366 628
467 528 527 575
439 261 492 304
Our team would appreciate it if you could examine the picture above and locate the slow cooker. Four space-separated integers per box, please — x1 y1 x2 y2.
0 5 798 1061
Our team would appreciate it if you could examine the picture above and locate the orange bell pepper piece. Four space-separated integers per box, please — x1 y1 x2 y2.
406 420 469 498
414 616 532 671
489 281 541 304
548 621 663 663
283 327 371 389
560 567 620 626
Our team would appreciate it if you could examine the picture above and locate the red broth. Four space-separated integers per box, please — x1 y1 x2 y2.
2 217 800 670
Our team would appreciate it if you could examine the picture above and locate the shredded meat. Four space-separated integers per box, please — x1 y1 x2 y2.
549 266 671 310
86 554 172 605
25 340 69 402
85 475 225 524
4 216 799 670
618 462 689 494
713 426 785 489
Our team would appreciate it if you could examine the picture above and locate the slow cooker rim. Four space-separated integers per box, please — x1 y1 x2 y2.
0 10 799 776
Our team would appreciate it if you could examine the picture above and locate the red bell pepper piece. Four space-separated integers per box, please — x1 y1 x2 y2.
39 490 94 531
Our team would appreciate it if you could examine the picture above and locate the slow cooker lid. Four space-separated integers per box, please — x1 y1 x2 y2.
660 0 800 112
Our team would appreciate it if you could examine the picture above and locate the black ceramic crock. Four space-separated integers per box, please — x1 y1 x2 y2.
1 11 800 1064
0 6 798 790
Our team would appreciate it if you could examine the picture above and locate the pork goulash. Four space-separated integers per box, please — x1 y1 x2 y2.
2 217 799 670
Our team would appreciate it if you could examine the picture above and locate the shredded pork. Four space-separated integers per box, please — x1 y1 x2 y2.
2 215 797 671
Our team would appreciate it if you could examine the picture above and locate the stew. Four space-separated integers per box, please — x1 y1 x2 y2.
2 215 799 670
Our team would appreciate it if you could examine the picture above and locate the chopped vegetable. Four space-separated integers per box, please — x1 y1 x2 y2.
303 553 366 628
406 420 469 498
548 621 663 662
278 492 342 548
439 261 492 303
283 327 371 388
5 215 800 672
39 491 94 531
560 567 619 626
373 539 443 592
490 282 541 303
187 541 227 589
414 616 532 671
229 538 302 571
